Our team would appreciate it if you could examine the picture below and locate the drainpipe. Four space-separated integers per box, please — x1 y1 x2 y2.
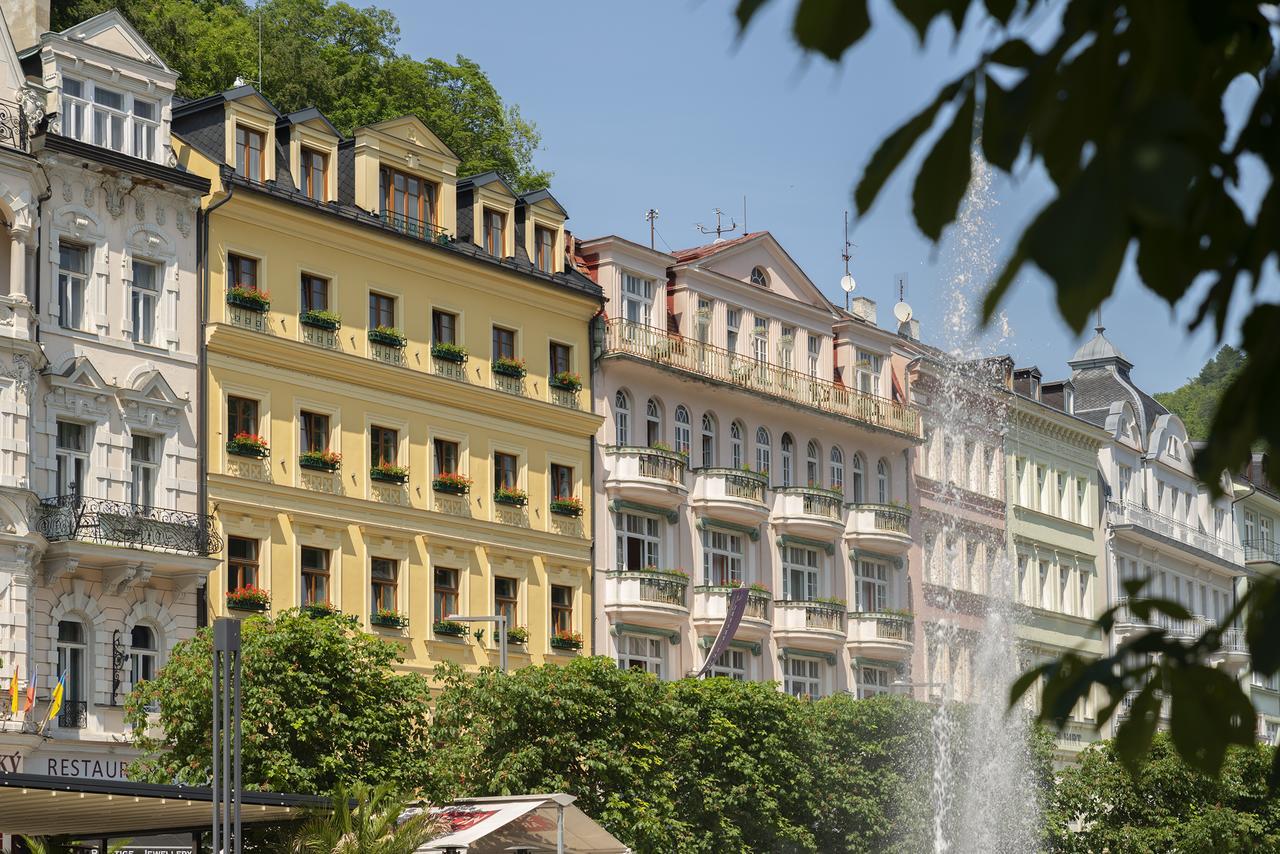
1230 480 1257 622
588 306 603 654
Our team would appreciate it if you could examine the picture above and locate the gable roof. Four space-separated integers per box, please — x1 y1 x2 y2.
361 114 458 163
671 230 836 315
279 107 340 138
518 187 568 218
53 10 175 75
671 230 764 264
458 170 517 199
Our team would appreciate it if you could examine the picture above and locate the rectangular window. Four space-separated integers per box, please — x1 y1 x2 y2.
858 665 892 699
92 86 125 152
228 253 259 291
855 559 888 612
551 584 573 634
55 420 89 496
1077 478 1088 525
434 567 459 622
784 657 821 698
783 546 819 601
379 166 436 228
235 125 265 181
856 351 883 396
617 512 661 571
227 396 258 438
549 341 572 376
535 225 555 273
708 648 746 680
300 546 329 606
130 434 157 506
807 335 821 377
61 77 86 140
726 309 741 353
701 529 743 586
494 576 518 627
551 463 574 501
622 274 654 326
1118 465 1132 502
1059 565 1073 615
492 326 516 360
370 426 398 467
494 451 518 491
1039 560 1052 610
301 147 327 201
57 242 88 330
483 208 506 255
299 411 329 454
432 309 457 345
433 438 459 475
368 292 396 330
301 274 328 313
752 316 769 364
619 634 664 678
133 98 157 160
227 536 259 590
130 259 159 345
371 557 398 613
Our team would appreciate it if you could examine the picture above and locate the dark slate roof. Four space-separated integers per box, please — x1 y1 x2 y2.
518 187 568 217
1068 325 1170 434
279 107 340 137
457 170 518 197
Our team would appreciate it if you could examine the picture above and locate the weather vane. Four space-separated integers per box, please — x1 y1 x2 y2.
696 208 738 241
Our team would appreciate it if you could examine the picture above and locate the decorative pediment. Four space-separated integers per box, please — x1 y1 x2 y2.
119 369 187 431
51 356 110 394
55 204 102 239
60 10 174 74
683 232 834 313
363 115 459 164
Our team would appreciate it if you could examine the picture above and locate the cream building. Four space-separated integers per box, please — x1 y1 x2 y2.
1235 453 1279 742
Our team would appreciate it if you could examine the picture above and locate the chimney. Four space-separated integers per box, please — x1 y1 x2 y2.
850 296 876 325
1 0 50 53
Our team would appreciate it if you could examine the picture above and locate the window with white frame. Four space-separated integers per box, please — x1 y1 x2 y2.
130 434 158 507
858 665 893 699
755 427 771 475
780 434 794 486
1077 478 1088 524
779 325 795 372
61 77 87 139
622 273 653 325
701 413 717 467
617 512 662 571
1118 465 1132 502
855 559 889 612
851 453 865 502
702 528 743 586
856 350 883 396
876 458 890 503
619 634 665 678
1079 570 1091 618
806 441 820 487
129 624 159 696
56 619 87 722
133 98 158 160
1039 560 1052 610
58 242 89 330
614 390 631 445
707 648 747 680
784 657 822 698
674 406 691 457
696 297 712 343
1058 472 1070 520
646 398 662 447
831 447 844 492
752 316 769 364
807 335 821 377
783 546 819 601
730 421 744 469
92 85 126 152
56 420 89 496
726 309 741 353
131 258 160 345
1059 564 1073 615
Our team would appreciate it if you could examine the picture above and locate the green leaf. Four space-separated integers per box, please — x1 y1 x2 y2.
734 0 772 31
987 38 1038 68
911 88 976 241
890 0 967 44
791 0 871 61
1113 681 1160 777
1244 575 1280 675
981 75 1030 171
1167 665 1257 778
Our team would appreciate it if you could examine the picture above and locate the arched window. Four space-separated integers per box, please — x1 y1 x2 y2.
646 398 663 447
877 458 890 503
56 619 87 725
750 265 769 287
701 412 718 468
614 390 631 446
674 406 691 457
780 434 794 486
830 446 844 492
755 427 771 475
730 421 744 469
851 453 865 503
130 624 159 692
806 441 820 487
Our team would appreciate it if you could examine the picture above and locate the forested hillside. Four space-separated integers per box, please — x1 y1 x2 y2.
1154 346 1246 442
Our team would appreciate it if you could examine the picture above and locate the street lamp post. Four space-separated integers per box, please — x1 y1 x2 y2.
446 613 508 672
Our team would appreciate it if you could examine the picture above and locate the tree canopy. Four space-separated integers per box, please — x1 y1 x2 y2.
1155 346 1248 442
51 0 550 191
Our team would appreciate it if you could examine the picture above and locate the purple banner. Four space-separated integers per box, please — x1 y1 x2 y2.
694 586 751 678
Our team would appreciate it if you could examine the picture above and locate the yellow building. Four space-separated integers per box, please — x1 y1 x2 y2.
171 85 602 674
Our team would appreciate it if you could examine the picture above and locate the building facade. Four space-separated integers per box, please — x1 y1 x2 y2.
0 7 218 780
1234 453 1279 741
171 86 603 675
584 231 922 697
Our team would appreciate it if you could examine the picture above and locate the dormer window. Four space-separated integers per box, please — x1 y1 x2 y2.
301 147 327 201
134 99 158 160
60 75 163 161
750 266 769 287
535 225 555 273
61 78 87 139
235 125 265 181
379 166 436 233
483 208 506 256
856 350 883 396
91 86 125 151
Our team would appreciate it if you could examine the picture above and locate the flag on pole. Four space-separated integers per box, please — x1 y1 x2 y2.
44 670 66 729
7 662 16 715
23 664 38 715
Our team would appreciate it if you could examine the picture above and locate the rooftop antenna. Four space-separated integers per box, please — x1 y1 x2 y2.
839 210 856 310
696 208 738 243
893 272 914 327
645 209 659 250
742 194 747 235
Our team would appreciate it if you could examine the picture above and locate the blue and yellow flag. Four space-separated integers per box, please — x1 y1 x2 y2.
44 670 67 726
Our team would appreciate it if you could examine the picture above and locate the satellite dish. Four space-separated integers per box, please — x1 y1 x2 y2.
894 301 913 323
840 274 856 293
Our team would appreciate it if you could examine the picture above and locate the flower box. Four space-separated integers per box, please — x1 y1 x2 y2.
227 433 269 458
494 487 528 507
433 620 469 637
299 309 341 330
550 630 583 651
432 473 472 495
368 326 407 347
494 626 528 645
431 342 469 363
299 450 341 472
370 464 409 484
226 585 270 611
550 497 583 517
492 357 527 378
549 371 582 391
641 566 690 580
227 287 270 312
371 609 408 629
303 602 338 618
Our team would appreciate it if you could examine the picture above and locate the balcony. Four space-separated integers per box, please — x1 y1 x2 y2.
603 570 689 630
847 611 913 661
35 495 222 556
57 700 87 730
1211 626 1251 671
0 98 28 152
773 600 847 652
772 486 845 540
1106 500 1243 565
692 585 771 641
378 210 450 243
1244 538 1280 570
691 467 770 526
845 503 912 554
603 446 687 509
600 319 922 439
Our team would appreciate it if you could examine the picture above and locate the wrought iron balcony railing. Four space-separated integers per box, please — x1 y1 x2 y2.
1106 500 1243 564
601 319 922 438
0 99 28 152
378 211 448 242
58 700 88 729
1244 538 1280 565
35 495 222 556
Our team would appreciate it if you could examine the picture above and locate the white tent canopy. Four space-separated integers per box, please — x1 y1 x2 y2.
412 793 630 854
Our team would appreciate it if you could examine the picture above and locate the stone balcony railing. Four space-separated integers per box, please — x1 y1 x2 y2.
1106 500 1243 564
607 570 690 609
774 486 843 519
600 319 921 438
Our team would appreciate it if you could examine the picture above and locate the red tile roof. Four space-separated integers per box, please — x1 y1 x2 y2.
671 231 767 263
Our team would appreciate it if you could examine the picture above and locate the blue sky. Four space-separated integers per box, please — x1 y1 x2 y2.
380 0 1278 393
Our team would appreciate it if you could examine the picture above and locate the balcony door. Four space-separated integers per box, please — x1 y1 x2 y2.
622 274 652 326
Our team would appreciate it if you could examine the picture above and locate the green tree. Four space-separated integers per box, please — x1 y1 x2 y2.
1045 734 1280 853
288 782 441 854
51 0 549 189
1154 346 1248 441
732 0 1280 781
125 609 434 794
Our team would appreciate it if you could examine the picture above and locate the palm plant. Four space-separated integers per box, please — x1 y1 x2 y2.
21 838 130 854
289 782 441 854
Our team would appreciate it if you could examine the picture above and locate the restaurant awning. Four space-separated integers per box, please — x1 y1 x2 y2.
0 773 325 838
414 793 630 853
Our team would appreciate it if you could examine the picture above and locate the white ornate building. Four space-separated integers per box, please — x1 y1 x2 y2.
0 5 216 781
